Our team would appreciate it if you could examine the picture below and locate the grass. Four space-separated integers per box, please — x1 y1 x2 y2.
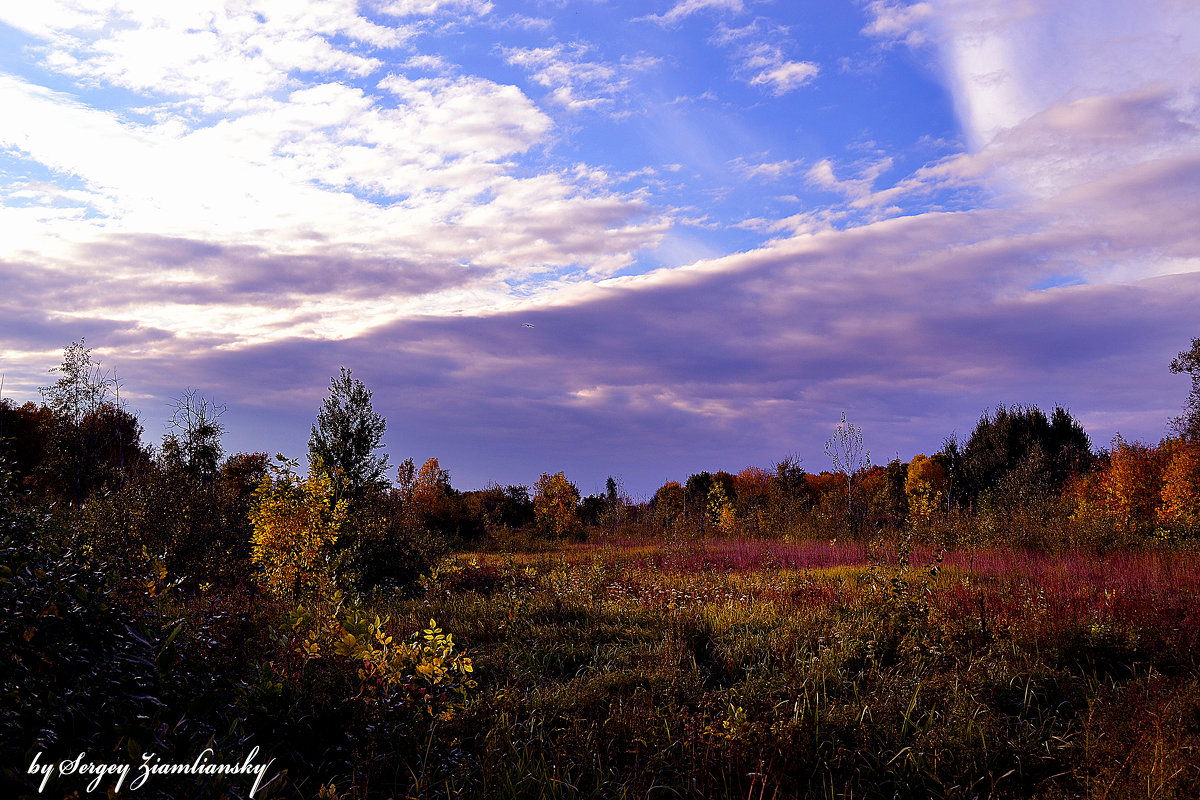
353 537 1200 798
9 523 1197 798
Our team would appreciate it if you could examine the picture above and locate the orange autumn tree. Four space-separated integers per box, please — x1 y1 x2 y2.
1159 440 1200 538
250 455 347 603
733 466 773 535
402 456 454 531
1101 436 1171 533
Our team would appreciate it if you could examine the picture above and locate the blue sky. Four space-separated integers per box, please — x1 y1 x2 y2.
1 1 1199 496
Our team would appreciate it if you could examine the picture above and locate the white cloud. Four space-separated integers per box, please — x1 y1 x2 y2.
1 2 410 112
860 1 934 46
641 0 744 27
501 43 659 112
731 157 803 180
921 0 1200 149
804 156 894 205
379 0 493 18
747 55 819 95
710 20 819 96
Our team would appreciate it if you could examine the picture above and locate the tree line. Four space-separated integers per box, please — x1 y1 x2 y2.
2 337 1199 597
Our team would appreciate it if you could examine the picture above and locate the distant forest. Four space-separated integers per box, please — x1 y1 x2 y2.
3 338 1199 585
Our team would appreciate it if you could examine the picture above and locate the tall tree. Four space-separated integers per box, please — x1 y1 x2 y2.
308 367 390 501
1170 337 1200 441
906 454 949 521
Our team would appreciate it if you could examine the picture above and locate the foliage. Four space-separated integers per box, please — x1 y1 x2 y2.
463 482 534 539
1100 436 1171 534
532 471 583 540
905 454 948 521
339 490 450 595
684 471 714 525
161 388 226 481
767 455 812 533
652 480 685 529
0 400 52 488
250 455 348 603
309 367 390 502
1159 439 1200 537
960 404 1091 506
37 339 144 505
72 448 270 589
706 477 736 534
732 466 772 534
600 475 626 533
860 459 908 530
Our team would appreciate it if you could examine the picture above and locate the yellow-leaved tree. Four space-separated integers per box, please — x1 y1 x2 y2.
905 454 949 522
532 471 582 539
707 479 736 534
250 455 347 603
653 480 685 529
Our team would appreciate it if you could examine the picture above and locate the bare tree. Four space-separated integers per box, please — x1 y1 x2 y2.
825 412 871 530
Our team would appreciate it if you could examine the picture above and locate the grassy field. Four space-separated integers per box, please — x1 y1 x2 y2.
7 518 1200 798
340 535 1200 799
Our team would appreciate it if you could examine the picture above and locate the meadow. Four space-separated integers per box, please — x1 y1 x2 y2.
6 478 1200 799
359 535 1200 799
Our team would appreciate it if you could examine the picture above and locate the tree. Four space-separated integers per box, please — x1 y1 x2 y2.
463 483 533 533
860 459 910 529
38 339 142 504
213 451 271 579
825 412 871 529
652 481 686 529
403 456 472 539
600 476 625 534
308 367 389 501
1099 435 1170 533
939 433 967 509
707 479 735 534
249 455 347 603
960 404 1091 504
1158 440 1200 537
161 388 225 482
768 456 811 534
905 454 949 522
733 466 773 535
0 400 52 488
532 471 582 539
684 472 714 526
1170 337 1200 441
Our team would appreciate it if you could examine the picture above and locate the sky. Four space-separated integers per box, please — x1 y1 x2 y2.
1 0 1199 497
